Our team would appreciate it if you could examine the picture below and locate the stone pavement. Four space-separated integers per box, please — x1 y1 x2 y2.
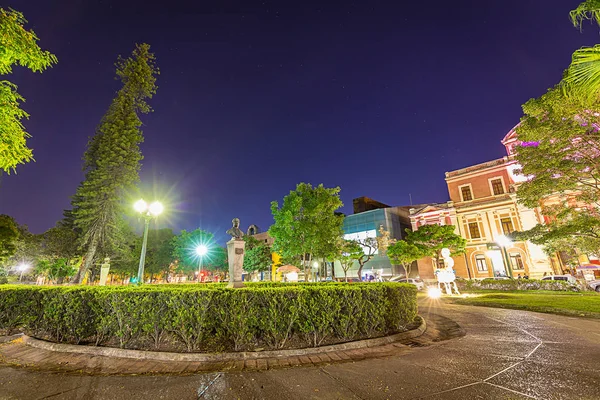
1 299 599 399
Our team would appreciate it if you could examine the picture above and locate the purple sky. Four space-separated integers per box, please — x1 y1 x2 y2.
0 0 596 242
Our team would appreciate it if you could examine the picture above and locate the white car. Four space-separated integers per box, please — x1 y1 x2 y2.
389 276 425 290
541 275 577 285
587 280 600 292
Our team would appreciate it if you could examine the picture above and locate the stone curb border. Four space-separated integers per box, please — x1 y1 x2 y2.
22 317 425 363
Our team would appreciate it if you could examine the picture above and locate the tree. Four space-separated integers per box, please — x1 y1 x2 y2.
405 225 466 268
204 246 228 273
144 228 175 280
337 239 363 282
564 1 600 100
243 236 272 273
0 215 19 263
0 8 57 173
353 237 379 281
269 183 344 281
387 240 425 281
171 228 215 274
71 44 158 283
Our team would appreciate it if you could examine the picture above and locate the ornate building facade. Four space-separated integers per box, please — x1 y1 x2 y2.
410 128 560 280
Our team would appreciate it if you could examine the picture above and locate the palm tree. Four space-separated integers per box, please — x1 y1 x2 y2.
563 1 600 100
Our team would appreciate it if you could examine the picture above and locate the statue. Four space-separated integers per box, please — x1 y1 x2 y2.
435 248 460 295
226 218 244 240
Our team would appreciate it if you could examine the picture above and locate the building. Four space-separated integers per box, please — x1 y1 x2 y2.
410 127 559 280
334 197 417 279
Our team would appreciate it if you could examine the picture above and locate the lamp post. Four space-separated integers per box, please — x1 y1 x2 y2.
134 199 164 284
196 244 208 283
496 235 513 278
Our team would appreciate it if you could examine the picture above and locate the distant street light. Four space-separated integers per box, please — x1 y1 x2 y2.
196 244 209 283
134 199 163 284
17 263 29 282
496 235 513 278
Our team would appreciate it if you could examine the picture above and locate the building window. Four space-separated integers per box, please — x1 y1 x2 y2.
510 253 524 270
501 218 514 234
491 178 504 195
475 255 487 272
468 222 481 239
460 185 473 201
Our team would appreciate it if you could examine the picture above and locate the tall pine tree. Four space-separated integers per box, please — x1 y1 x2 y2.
71 44 158 283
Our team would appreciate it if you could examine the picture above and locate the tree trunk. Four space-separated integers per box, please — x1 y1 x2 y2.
357 261 364 282
72 236 98 284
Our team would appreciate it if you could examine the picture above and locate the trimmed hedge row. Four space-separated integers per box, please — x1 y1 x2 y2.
0 283 417 352
466 279 576 292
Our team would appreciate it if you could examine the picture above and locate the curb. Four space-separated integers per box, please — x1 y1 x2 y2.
22 317 426 363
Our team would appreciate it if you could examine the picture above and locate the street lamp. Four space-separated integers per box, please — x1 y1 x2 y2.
496 235 513 278
134 199 163 284
17 263 29 282
196 244 208 283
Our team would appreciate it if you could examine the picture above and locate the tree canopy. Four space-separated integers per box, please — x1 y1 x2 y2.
405 224 466 264
71 44 158 283
269 183 344 280
0 215 19 264
387 240 424 281
171 228 216 272
243 236 272 273
0 8 57 173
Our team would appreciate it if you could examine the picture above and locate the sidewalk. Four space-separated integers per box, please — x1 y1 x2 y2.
0 314 462 375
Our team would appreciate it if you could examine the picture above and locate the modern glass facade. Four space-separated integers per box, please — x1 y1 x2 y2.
335 206 413 279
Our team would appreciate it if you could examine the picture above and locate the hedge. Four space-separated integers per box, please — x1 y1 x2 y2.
466 279 576 292
0 282 417 352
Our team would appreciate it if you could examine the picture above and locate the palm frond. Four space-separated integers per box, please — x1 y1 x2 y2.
570 0 600 29
563 45 600 101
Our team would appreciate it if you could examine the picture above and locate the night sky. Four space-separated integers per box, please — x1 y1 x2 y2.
0 0 597 242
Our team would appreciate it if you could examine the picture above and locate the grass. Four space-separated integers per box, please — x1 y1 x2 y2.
449 290 600 319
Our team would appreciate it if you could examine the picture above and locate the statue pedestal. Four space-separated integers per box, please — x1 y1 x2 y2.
227 238 245 288
99 260 110 286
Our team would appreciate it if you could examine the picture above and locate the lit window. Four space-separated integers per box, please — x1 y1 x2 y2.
491 179 504 195
510 253 524 270
468 222 481 239
475 255 487 271
461 186 473 201
501 218 514 234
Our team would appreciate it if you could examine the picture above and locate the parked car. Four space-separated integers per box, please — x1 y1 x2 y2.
587 280 600 292
388 276 425 290
541 275 578 285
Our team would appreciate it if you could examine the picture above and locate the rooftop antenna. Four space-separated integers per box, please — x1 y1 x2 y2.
409 193 413 205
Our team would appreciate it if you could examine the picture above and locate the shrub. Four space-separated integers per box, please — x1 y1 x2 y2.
466 279 575 292
0 282 417 352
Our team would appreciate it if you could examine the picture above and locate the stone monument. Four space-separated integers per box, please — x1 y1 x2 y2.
226 218 245 288
99 257 111 286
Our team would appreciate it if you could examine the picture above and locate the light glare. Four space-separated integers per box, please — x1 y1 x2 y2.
428 287 442 299
496 235 512 247
149 201 164 216
134 199 148 213
196 244 208 256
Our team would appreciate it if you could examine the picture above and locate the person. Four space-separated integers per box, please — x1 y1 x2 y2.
543 272 547 277
517 274 522 279
524 274 529 279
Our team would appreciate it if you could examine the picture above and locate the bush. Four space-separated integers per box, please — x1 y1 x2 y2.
466 279 575 292
0 282 417 352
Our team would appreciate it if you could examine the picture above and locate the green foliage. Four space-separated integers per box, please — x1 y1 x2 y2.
71 44 158 283
270 183 344 279
466 279 574 292
243 236 272 273
405 224 466 263
36 258 77 283
171 228 215 272
0 8 57 173
144 228 175 276
570 0 600 28
387 240 424 279
0 283 417 351
0 215 19 263
337 239 363 281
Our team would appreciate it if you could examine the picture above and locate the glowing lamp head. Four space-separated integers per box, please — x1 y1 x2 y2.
496 235 512 248
134 199 148 213
17 264 29 272
148 201 164 216
427 287 442 299
196 244 208 256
